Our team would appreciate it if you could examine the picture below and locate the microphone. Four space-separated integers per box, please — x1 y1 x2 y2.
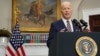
73 19 82 27
73 19 82 31
80 19 87 27
80 19 88 30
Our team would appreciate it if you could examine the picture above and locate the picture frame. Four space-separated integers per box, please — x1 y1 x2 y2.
12 0 61 32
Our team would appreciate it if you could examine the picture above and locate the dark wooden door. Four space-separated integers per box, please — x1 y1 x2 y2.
89 14 100 32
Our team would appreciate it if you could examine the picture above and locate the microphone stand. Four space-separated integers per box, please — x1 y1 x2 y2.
79 25 83 32
83 25 88 30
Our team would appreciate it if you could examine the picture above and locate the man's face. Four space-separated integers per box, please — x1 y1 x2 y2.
61 2 72 20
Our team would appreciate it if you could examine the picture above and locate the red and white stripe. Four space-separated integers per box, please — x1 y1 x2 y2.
6 43 26 56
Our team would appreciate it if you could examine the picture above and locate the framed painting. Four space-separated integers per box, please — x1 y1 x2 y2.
12 0 61 32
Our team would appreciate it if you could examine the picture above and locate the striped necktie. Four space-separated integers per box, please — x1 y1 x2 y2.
67 21 72 32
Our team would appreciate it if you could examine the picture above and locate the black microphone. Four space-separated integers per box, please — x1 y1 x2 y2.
80 19 87 26
73 19 82 31
73 19 82 27
80 19 88 30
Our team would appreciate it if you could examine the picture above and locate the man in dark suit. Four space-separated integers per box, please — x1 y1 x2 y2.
47 1 84 47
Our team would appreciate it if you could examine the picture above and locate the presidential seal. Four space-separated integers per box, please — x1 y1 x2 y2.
75 36 98 56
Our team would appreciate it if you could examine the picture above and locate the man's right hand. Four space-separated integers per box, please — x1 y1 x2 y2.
60 28 66 32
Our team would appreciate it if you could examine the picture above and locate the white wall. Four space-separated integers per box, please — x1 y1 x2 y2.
0 0 12 32
78 0 100 19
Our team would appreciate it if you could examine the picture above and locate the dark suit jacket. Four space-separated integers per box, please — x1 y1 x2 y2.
47 19 80 47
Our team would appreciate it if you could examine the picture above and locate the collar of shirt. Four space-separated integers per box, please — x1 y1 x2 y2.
61 17 74 32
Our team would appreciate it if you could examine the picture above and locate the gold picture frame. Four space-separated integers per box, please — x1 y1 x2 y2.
12 0 61 32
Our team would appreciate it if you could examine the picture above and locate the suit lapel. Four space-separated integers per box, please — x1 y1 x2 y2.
58 19 66 29
55 19 66 31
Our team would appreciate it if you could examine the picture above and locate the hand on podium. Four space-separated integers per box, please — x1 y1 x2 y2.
82 28 91 32
60 28 66 32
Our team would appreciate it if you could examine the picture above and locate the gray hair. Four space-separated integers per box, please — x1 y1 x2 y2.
61 1 72 8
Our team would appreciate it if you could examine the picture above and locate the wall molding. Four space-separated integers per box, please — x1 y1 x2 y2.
82 8 100 29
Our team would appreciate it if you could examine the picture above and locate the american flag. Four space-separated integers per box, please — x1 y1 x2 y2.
6 22 26 56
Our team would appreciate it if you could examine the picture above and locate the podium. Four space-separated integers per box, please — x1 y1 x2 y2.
49 32 100 56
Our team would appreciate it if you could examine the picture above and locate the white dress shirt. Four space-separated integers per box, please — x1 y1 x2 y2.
62 17 74 32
